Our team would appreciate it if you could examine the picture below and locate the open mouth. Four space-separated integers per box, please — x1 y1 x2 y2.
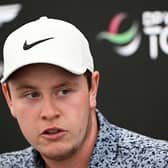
44 129 62 134
41 127 66 140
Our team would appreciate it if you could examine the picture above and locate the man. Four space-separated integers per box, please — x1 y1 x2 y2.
0 16 168 168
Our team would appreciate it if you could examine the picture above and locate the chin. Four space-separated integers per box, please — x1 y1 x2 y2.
39 143 79 161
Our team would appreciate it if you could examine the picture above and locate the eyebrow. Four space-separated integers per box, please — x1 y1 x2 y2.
15 85 37 91
14 79 80 91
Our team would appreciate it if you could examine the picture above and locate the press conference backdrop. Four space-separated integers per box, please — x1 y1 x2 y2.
0 0 168 153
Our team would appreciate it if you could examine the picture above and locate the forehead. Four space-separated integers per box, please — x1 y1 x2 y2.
8 63 80 82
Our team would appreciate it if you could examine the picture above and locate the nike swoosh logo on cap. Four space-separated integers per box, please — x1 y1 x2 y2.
23 37 54 50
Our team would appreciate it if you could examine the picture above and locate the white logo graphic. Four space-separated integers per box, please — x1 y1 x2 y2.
0 3 22 27
0 3 22 78
143 11 168 59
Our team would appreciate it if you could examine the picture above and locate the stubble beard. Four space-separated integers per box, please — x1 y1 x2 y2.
41 115 92 162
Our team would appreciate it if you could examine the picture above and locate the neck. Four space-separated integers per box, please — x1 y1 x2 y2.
44 110 98 168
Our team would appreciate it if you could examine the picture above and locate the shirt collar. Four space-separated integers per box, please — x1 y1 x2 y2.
89 109 118 166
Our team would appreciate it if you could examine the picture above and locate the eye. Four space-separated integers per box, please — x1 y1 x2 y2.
25 91 40 99
58 89 71 96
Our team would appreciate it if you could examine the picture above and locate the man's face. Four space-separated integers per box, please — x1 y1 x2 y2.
2 64 99 161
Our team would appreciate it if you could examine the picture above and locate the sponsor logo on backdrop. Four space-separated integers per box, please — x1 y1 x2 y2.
0 3 22 78
143 11 168 59
97 13 141 57
0 3 22 27
97 11 168 60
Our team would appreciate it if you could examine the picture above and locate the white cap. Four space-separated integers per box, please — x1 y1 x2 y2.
1 16 94 82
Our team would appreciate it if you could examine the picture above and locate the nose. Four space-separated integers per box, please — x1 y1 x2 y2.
40 97 60 121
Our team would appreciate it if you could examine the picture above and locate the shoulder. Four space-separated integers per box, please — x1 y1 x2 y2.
112 123 168 166
95 111 168 167
0 147 41 168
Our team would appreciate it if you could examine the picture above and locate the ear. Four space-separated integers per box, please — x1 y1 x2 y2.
1 83 16 118
89 71 100 109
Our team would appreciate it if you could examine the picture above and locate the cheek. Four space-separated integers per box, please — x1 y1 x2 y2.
11 102 38 139
16 112 39 146
72 92 91 109
66 96 91 133
72 99 90 125
67 112 90 145
11 98 39 120
11 102 30 121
